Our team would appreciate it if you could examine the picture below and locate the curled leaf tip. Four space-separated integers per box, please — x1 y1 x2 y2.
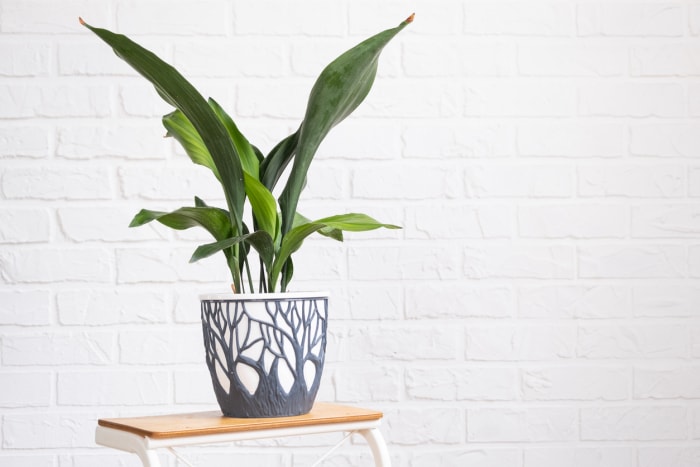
405 13 415 24
78 16 86 26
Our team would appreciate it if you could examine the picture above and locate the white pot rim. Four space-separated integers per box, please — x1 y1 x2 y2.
199 291 330 301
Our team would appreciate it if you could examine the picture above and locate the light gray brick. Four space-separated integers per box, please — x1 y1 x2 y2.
635 366 700 399
630 124 700 157
0 127 49 158
406 204 513 239
466 324 576 361
519 204 628 238
56 289 169 325
519 286 631 319
0 43 50 76
2 413 98 448
581 406 686 440
465 3 573 36
517 122 624 158
521 366 628 400
578 325 689 359
579 245 687 279
464 245 575 279
411 449 522 467
348 245 460 281
3 168 113 200
119 327 203 365
525 448 635 467
518 44 626 76
406 285 513 319
639 447 700 467
468 407 577 442
466 81 575 117
631 44 700 76
2 332 115 366
0 373 51 407
57 371 170 405
577 3 684 37
0 248 112 283
632 205 700 238
404 123 515 159
384 408 464 445
57 124 168 159
334 366 402 402
579 83 685 117
578 165 684 198
634 286 700 318
58 207 165 242
0 290 50 326
0 209 50 243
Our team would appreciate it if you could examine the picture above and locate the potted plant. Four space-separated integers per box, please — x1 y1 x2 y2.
80 13 413 418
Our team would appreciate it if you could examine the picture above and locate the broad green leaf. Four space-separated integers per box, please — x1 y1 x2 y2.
269 212 400 290
129 206 233 241
162 110 220 180
191 231 274 272
293 212 343 241
80 20 245 256
278 14 413 235
243 172 279 242
260 130 299 191
208 98 259 178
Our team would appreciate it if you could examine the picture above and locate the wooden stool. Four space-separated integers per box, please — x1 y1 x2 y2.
95 402 391 466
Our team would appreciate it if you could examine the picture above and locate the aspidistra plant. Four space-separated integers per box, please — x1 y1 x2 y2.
80 14 413 293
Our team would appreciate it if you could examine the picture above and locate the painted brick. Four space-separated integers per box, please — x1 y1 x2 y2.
0 209 50 243
579 83 685 117
116 247 229 284
577 325 689 359
303 166 346 201
2 332 115 365
349 1 462 36
317 123 401 160
57 123 168 159
57 42 143 76
577 3 684 37
406 41 514 77
518 286 631 319
639 447 700 467
524 448 635 467
1 0 111 33
119 166 222 201
578 245 687 279
346 285 403 320
0 290 50 326
693 5 700 35
466 324 576 361
174 42 288 78
0 127 49 158
468 408 577 442
118 83 179 117
406 367 517 401
119 327 203 364
2 413 98 448
348 245 460 281
284 243 345 282
2 167 113 200
411 449 522 467
632 205 700 238
0 248 112 283
357 81 461 119
580 406 686 440
234 1 344 36
521 366 628 400
57 371 170 405
406 204 512 239
464 3 573 36
0 456 55 467
58 207 165 242
465 81 575 117
0 373 51 407
56 289 168 325
630 124 700 157
464 245 575 279
404 123 515 159
406 285 513 319
0 43 50 76
116 1 228 35
691 167 700 196
635 366 700 399
332 325 458 362
691 84 700 116
384 408 464 445
174 369 215 404
334 366 402 402
517 122 624 158
518 204 628 238
518 44 626 76
465 164 572 198
353 165 461 200
631 44 700 76
634 286 700 318
578 165 684 198
0 85 111 119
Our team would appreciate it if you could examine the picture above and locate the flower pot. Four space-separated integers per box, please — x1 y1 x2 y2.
200 292 328 418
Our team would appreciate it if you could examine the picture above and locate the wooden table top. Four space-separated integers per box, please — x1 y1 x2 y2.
97 403 383 439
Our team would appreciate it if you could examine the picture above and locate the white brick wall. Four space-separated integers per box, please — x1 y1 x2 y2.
2 1 700 465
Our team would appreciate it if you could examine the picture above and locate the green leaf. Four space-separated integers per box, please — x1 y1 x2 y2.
80 18 246 288
293 212 343 241
162 110 220 180
191 231 274 272
269 212 400 290
243 172 279 242
208 98 259 178
129 206 233 241
278 15 413 236
260 130 299 191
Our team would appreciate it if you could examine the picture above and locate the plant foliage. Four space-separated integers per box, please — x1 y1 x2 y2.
80 14 413 293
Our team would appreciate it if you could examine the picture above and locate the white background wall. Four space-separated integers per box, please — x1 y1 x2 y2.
2 0 700 466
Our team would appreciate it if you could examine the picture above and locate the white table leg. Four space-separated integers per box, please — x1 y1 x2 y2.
358 428 391 467
95 426 162 467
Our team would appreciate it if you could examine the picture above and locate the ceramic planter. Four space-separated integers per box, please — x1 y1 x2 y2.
200 292 328 418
